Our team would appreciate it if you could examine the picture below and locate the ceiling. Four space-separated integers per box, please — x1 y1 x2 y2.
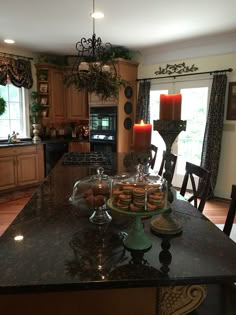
1 0 236 62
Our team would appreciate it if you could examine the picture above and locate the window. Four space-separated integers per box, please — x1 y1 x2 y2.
0 84 30 139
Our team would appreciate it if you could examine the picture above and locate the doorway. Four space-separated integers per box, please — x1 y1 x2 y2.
150 78 211 188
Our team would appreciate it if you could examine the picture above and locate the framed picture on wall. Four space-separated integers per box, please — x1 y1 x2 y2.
227 82 236 120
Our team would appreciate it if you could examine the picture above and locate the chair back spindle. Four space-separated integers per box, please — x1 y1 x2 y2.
223 184 236 236
180 162 211 213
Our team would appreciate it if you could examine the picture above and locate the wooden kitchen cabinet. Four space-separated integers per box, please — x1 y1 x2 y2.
51 68 65 121
88 93 117 106
35 63 65 124
0 145 44 192
69 142 90 152
65 85 88 120
36 63 89 124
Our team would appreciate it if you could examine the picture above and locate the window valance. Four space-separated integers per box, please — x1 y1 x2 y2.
0 56 33 89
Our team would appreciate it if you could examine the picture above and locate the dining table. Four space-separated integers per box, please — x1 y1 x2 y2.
0 152 235 315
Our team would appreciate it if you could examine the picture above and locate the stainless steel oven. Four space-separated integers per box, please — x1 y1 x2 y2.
90 106 117 152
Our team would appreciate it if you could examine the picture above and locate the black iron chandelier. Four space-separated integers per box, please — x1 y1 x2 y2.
64 0 126 100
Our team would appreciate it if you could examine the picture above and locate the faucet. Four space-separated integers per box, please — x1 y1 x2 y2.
8 131 19 143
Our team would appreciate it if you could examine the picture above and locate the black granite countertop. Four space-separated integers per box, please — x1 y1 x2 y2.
0 153 235 294
0 137 89 148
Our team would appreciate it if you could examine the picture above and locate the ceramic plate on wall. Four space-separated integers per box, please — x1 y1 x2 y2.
124 117 132 130
124 86 133 99
124 101 132 114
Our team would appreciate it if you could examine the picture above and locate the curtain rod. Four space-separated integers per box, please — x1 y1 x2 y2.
0 51 33 61
137 68 233 81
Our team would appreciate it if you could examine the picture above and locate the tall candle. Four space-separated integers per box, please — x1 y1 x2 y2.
133 120 152 152
160 94 182 120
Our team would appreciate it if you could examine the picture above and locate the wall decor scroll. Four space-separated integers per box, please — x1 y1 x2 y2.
154 62 198 76
227 82 236 120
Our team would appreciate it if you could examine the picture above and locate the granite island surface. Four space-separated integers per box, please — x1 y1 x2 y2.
0 153 236 314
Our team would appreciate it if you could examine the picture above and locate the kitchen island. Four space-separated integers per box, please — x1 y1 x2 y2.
0 153 236 315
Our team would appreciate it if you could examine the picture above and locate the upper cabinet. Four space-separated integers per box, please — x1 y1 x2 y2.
51 68 65 121
88 94 117 106
35 63 65 123
64 84 88 120
35 63 88 125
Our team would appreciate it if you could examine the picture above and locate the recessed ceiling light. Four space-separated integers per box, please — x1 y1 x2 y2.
4 39 15 44
91 11 104 19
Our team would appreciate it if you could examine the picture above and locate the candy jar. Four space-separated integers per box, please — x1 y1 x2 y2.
88 167 112 225
70 167 112 225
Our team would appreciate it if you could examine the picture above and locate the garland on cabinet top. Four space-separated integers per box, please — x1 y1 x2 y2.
38 46 134 100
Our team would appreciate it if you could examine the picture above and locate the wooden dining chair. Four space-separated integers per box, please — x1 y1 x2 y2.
149 144 158 169
180 161 211 213
223 184 236 237
158 151 177 185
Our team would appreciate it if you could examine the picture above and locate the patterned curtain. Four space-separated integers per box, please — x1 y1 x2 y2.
200 73 227 198
0 56 33 89
136 80 151 123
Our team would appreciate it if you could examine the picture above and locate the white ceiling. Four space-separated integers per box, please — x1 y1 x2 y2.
1 0 236 62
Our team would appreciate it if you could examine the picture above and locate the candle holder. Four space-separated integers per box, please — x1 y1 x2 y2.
150 119 186 235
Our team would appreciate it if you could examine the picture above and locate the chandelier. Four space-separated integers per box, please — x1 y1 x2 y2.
64 0 126 100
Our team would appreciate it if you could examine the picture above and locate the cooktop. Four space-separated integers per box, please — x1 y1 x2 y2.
62 152 112 166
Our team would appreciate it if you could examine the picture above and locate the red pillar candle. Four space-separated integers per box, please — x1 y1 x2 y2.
160 94 182 120
133 120 152 152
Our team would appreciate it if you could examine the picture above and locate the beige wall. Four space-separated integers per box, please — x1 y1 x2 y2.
138 52 236 199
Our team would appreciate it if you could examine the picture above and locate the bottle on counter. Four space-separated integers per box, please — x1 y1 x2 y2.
50 124 57 138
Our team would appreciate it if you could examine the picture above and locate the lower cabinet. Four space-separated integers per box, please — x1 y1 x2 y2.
69 142 90 152
0 145 44 192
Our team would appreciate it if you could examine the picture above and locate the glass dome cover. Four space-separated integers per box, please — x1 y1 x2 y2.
69 167 112 224
110 164 167 213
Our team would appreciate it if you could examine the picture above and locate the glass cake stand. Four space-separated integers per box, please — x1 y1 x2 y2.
107 198 169 251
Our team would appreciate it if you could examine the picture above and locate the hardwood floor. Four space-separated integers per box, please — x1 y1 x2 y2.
0 189 234 237
0 196 31 236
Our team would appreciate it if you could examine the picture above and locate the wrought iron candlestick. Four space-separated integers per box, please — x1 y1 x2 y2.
151 120 186 235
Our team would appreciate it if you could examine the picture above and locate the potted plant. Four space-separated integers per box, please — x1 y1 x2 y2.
0 96 7 116
30 91 42 124
30 91 42 142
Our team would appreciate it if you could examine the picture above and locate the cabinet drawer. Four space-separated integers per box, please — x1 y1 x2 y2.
0 145 37 157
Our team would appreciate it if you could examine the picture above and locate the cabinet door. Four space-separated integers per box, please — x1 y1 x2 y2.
17 154 39 186
88 93 117 106
69 142 90 152
66 86 88 120
0 156 17 190
51 69 65 120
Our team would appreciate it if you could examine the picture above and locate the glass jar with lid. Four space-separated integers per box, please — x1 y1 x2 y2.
70 167 112 224
110 163 167 213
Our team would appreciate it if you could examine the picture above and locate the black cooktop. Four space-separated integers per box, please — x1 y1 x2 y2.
62 152 112 166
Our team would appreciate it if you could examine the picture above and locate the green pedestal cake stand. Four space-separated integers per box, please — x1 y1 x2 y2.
107 199 169 251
